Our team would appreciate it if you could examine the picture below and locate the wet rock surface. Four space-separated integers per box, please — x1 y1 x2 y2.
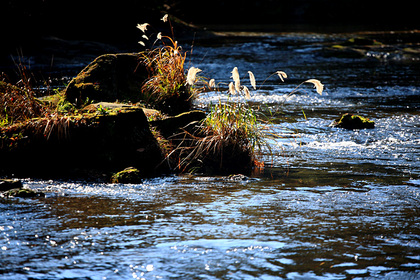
0 179 44 198
0 104 168 179
64 53 148 106
318 32 420 61
330 113 375 130
111 167 143 184
0 179 23 192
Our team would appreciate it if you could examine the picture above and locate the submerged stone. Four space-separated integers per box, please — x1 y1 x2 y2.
2 187 45 198
331 113 375 130
0 179 45 198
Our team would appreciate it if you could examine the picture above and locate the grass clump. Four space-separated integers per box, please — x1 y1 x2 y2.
141 38 193 114
0 81 47 126
181 65 324 174
191 101 265 174
137 16 200 115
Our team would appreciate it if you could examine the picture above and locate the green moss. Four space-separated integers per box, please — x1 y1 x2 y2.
111 168 142 183
3 187 45 198
332 113 375 130
347 37 382 46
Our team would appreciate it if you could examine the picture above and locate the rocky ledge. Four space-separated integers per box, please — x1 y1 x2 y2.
0 103 168 180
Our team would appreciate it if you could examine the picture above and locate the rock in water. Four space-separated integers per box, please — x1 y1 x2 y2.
64 53 148 106
0 179 23 191
331 113 375 130
0 104 169 179
111 167 142 184
3 188 45 198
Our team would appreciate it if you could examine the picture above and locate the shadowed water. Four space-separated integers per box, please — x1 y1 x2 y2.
1 32 419 279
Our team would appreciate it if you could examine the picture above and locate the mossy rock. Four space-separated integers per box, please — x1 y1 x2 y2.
2 187 45 198
0 103 169 179
321 46 366 58
345 37 382 46
0 179 23 192
64 53 148 106
331 113 375 130
111 167 142 184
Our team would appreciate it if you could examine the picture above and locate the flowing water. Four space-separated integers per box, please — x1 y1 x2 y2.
1 31 420 279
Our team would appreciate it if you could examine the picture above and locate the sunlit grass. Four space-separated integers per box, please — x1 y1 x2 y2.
138 16 201 115
183 65 323 173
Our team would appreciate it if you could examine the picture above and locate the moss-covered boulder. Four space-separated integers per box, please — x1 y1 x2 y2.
0 179 23 191
111 167 142 184
0 179 44 197
2 187 45 198
0 103 169 179
330 113 375 130
64 53 148 106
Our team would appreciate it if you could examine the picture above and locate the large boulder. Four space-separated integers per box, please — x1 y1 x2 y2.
64 53 148 106
0 103 169 179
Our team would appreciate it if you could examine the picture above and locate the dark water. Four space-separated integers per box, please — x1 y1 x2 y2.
1 32 420 279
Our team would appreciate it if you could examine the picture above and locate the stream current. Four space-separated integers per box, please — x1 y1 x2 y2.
1 31 420 279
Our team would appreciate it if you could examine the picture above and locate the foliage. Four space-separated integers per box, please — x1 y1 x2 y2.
201 101 264 157
141 38 192 109
191 100 265 173
0 81 48 125
180 65 324 173
138 16 199 114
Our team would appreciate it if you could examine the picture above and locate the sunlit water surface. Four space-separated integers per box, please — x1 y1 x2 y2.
1 32 420 279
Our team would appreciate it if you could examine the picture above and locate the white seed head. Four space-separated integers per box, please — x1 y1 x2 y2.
186 67 202 86
276 71 288 82
136 23 149 33
229 82 236 95
209 79 216 88
248 71 256 90
243 86 251 99
304 79 324 95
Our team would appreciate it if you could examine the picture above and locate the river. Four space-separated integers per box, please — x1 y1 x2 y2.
1 31 420 279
